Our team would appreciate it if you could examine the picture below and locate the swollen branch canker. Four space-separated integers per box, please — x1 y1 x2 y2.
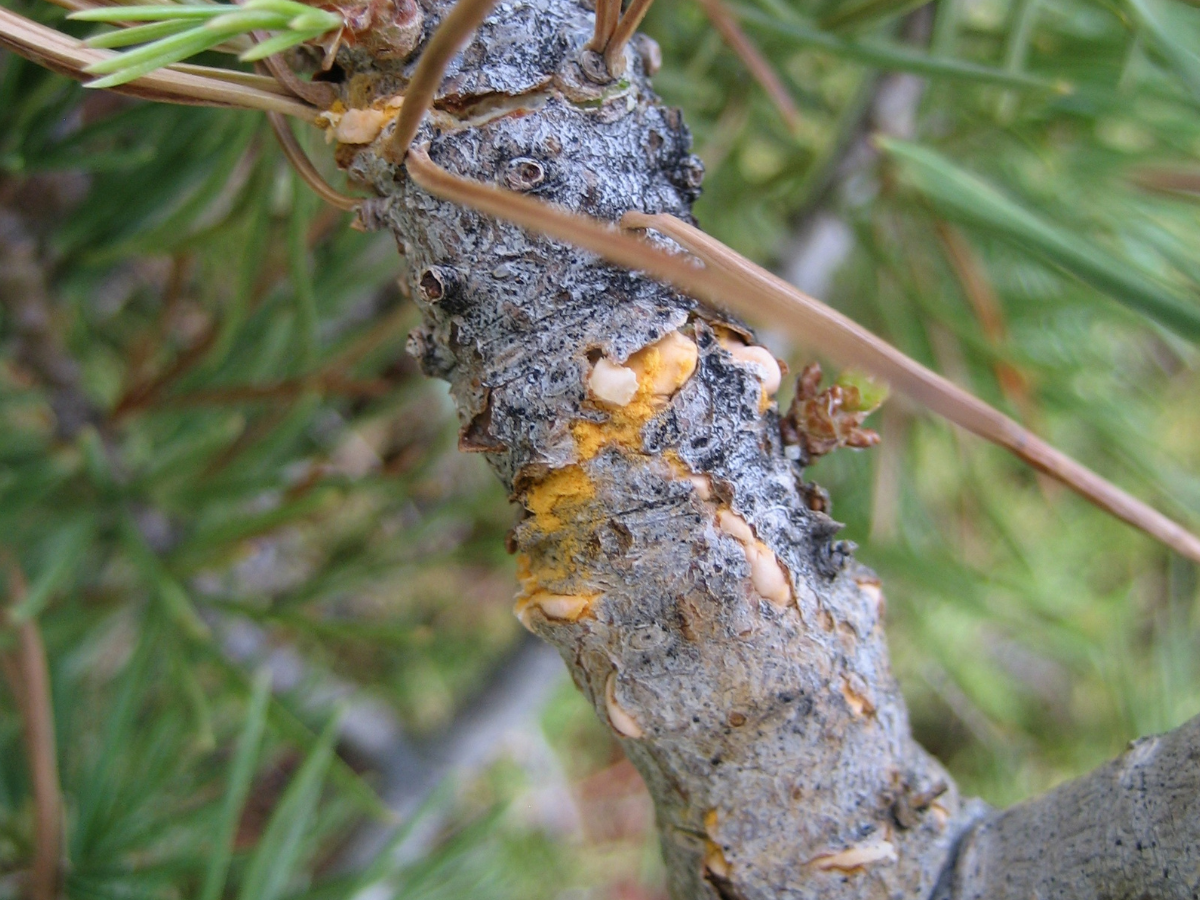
332 0 1200 897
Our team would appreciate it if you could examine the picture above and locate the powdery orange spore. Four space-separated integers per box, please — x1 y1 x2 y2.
572 331 697 461
524 464 596 532
520 466 599 588
518 332 699 620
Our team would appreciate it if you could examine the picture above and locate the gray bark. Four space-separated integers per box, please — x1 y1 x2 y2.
936 715 1200 900
329 1 1200 896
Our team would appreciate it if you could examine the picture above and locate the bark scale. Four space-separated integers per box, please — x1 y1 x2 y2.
327 1 1200 896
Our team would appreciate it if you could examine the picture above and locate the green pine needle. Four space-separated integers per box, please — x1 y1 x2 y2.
69 0 342 88
70 5 226 21
84 20 196 50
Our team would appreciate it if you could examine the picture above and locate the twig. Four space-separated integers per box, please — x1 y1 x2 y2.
0 7 319 121
1 564 62 900
384 0 497 163
588 0 621 52
695 0 800 131
404 147 1200 562
603 0 655 74
266 111 361 211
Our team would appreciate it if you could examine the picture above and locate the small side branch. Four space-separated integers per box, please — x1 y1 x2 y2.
1 567 63 900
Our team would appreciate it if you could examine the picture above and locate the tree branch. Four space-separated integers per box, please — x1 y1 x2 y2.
936 713 1200 900
329 2 1200 895
403 151 1200 562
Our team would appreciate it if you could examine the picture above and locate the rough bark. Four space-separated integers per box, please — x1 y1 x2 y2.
327 1 1199 896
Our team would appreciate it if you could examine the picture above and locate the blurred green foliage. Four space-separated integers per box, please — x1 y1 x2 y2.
2 0 1199 893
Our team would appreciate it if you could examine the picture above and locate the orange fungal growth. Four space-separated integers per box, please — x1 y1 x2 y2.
573 330 698 460
514 552 537 594
518 466 602 590
524 464 596 533
626 329 698 398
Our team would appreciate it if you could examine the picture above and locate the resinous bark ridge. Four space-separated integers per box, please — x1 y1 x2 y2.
341 0 972 895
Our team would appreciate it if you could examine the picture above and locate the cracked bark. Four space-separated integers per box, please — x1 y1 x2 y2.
329 1 1200 895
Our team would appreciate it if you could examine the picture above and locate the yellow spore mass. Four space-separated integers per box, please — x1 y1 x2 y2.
572 330 698 461
524 464 596 532
520 465 599 586
518 332 699 603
